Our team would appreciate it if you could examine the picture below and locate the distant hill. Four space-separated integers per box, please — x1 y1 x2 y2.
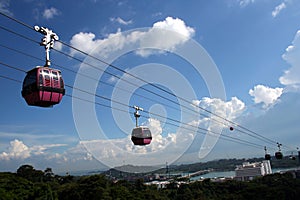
113 164 158 173
102 156 299 179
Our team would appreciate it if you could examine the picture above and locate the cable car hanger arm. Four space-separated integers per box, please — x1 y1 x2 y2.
34 25 59 67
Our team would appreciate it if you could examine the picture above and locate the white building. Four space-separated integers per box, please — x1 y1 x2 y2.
235 160 272 181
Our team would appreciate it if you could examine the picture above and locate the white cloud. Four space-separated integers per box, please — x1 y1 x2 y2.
0 139 67 161
153 17 194 38
107 76 118 83
69 29 125 57
152 12 163 17
192 97 245 121
110 17 133 25
54 41 63 51
117 1 126 6
47 153 68 163
72 117 196 171
43 7 60 20
0 131 65 141
30 144 67 156
0 0 11 15
0 98 246 171
238 0 255 7
190 97 246 159
52 142 94 162
136 17 195 57
0 140 30 160
279 30 300 87
145 118 178 151
69 17 195 58
69 32 103 56
249 85 283 108
80 118 180 158
272 2 286 17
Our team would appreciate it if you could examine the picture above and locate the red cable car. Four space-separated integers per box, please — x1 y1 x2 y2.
275 151 283 159
21 26 64 107
21 66 65 107
131 126 152 145
264 146 271 160
265 153 271 160
131 106 152 146
275 143 283 159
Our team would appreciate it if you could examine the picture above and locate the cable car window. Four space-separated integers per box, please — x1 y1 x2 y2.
143 129 151 136
44 70 50 78
52 71 60 88
132 128 141 136
23 71 36 87
39 74 43 85
43 70 51 86
52 71 58 80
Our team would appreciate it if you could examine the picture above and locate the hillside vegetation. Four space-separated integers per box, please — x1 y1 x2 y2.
1 164 300 200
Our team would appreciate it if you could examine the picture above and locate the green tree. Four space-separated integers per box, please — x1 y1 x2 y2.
17 164 44 182
0 172 34 199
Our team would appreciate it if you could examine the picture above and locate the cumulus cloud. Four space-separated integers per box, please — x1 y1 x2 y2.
43 7 60 20
73 117 196 172
191 97 246 159
70 32 100 55
192 97 245 121
80 118 180 157
69 29 126 57
279 30 300 88
110 17 133 25
0 139 67 161
249 85 283 108
52 143 94 162
136 17 195 57
153 17 194 38
0 98 246 170
0 140 30 160
69 17 195 58
145 118 178 151
272 2 286 17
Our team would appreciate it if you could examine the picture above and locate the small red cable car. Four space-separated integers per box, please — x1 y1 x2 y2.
275 143 283 159
131 106 152 145
21 66 65 107
131 126 152 146
264 146 271 160
275 151 283 159
265 153 271 160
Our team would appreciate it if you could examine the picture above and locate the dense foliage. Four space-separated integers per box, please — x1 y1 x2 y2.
1 165 300 199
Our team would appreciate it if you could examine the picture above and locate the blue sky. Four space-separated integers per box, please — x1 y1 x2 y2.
0 0 300 173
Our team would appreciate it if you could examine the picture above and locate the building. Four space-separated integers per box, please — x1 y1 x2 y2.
235 160 272 181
